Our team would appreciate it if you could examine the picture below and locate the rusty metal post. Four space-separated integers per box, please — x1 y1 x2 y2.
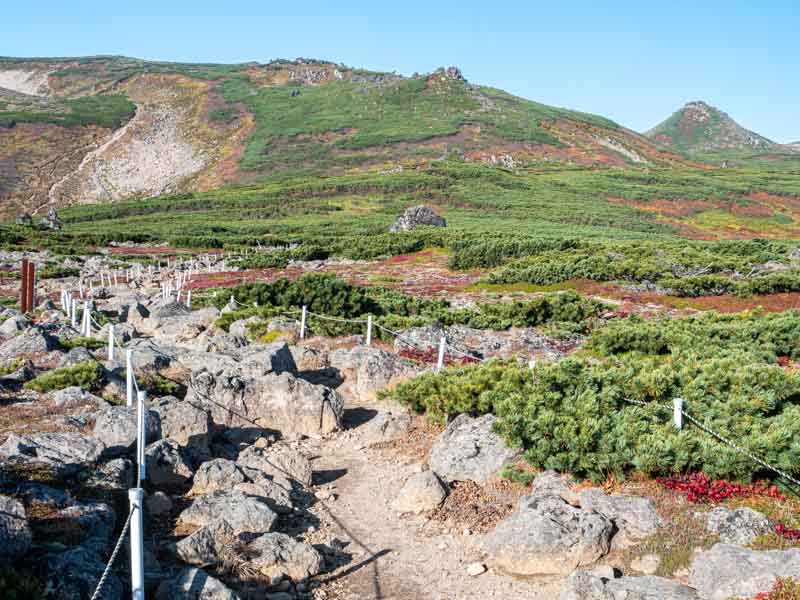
19 259 29 313
26 262 35 312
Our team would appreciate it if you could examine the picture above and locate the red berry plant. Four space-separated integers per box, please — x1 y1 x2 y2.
398 347 480 366
657 473 785 504
752 577 800 600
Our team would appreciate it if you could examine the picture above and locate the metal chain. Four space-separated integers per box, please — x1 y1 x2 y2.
681 410 800 489
90 505 135 600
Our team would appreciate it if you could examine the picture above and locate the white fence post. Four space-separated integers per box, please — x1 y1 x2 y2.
300 305 307 340
81 302 91 337
128 487 145 600
436 336 446 371
136 390 147 483
126 349 134 407
108 325 115 362
70 298 77 328
366 315 373 346
673 398 684 429
186 290 192 309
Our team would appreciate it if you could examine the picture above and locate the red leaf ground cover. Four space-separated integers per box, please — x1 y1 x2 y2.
657 473 785 504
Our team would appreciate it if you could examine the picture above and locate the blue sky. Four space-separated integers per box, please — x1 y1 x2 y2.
3 1 798 141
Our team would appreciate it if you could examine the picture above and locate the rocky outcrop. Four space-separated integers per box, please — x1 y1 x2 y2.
428 414 521 484
391 471 448 514
179 490 279 535
0 494 32 559
185 368 343 437
578 488 663 548
149 395 212 460
389 205 446 233
690 544 800 600
0 433 106 478
694 506 773 545
329 345 421 400
92 405 161 456
245 532 323 584
156 567 241 600
561 571 701 600
144 439 194 489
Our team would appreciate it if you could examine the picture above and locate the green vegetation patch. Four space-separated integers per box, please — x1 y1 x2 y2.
24 361 103 392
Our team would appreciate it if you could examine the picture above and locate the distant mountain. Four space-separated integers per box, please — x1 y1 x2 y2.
645 101 789 157
0 56 689 217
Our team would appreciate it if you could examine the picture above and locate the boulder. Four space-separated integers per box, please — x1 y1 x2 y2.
531 470 581 505
190 459 247 496
0 314 27 336
329 345 421 400
53 386 106 408
174 518 237 567
0 432 106 478
92 406 161 455
149 396 211 460
121 302 150 330
428 414 521 484
246 532 323 584
690 544 800 600
144 439 195 489
561 571 701 600
229 316 261 338
0 326 57 360
44 546 122 600
237 445 312 486
389 205 446 233
578 488 663 548
146 491 173 516
178 490 278 535
80 458 134 491
15 212 32 226
355 410 412 445
185 368 342 437
0 494 32 559
482 492 614 576
237 342 298 376
58 346 95 368
695 506 773 545
391 471 447 513
156 567 240 600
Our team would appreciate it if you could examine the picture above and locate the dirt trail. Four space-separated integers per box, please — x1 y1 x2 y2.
303 400 561 600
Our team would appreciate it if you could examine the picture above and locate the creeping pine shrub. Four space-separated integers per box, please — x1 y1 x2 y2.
24 361 103 392
59 336 105 351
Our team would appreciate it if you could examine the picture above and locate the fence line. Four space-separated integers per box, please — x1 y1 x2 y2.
89 503 135 600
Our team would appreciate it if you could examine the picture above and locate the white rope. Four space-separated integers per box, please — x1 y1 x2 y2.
445 342 486 363
374 323 433 353
89 504 135 600
306 310 367 324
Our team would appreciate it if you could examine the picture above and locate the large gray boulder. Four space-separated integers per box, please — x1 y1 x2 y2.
190 458 247 496
59 346 95 368
174 518 236 568
185 368 342 437
156 567 241 600
0 433 106 478
355 410 412 445
0 326 57 360
0 494 32 559
390 205 446 233
236 444 312 486
578 488 663 548
92 406 161 456
690 544 800 600
144 439 195 489
236 342 298 377
178 490 278 535
149 396 212 460
329 345 421 400
44 546 122 600
391 471 448 514
695 506 773 545
81 458 134 491
482 492 614 576
246 532 323 584
0 314 27 336
561 571 701 600
428 414 521 484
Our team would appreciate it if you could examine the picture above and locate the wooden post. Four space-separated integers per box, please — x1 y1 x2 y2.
19 258 29 313
26 262 35 312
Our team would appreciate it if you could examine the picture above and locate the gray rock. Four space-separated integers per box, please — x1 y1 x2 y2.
190 459 247 495
356 410 412 445
179 490 278 535
391 471 447 513
428 414 521 484
58 346 95 368
121 302 150 329
53 386 106 408
531 470 580 504
122 337 175 371
482 492 614 576
0 494 32 559
15 212 32 226
156 567 241 600
390 205 446 232
237 445 312 486
630 554 661 575
578 488 663 548
149 395 212 460
237 341 298 376
144 439 195 489
174 518 237 567
44 546 122 600
690 544 800 600
92 406 161 455
0 325 57 360
695 506 773 545
0 357 34 384
229 316 261 338
246 532 323 584
561 571 701 600
147 491 173 516
329 345 421 400
0 432 106 478
185 368 342 437
81 458 134 491
0 314 27 336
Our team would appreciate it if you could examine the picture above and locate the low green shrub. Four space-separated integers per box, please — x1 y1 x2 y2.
24 361 103 392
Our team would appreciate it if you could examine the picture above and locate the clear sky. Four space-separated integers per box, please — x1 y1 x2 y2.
3 0 797 142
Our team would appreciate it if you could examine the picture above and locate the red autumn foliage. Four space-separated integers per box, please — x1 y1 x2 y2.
398 347 481 366
776 523 800 542
657 473 785 504
753 577 800 600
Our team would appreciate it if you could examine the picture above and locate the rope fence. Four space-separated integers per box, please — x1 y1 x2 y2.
89 504 136 600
